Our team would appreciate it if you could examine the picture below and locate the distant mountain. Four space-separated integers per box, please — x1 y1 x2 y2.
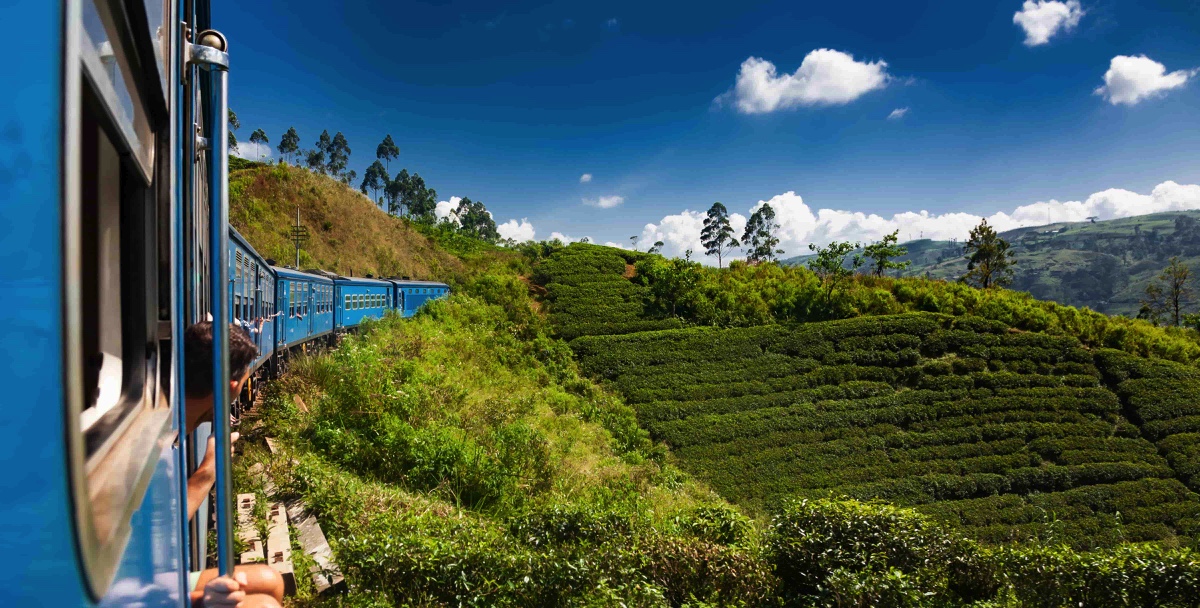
783 210 1200 316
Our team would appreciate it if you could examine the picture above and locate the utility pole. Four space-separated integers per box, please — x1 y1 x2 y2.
290 206 309 268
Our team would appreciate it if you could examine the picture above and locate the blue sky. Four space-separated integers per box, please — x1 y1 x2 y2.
218 0 1200 259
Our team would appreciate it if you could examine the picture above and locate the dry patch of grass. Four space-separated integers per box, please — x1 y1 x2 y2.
230 162 464 279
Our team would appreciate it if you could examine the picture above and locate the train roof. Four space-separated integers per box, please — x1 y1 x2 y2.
388 279 450 287
271 265 335 283
332 275 394 287
230 227 272 267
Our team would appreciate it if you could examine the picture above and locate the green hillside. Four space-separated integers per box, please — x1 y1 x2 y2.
783 211 1200 316
229 166 1200 606
536 244 1200 550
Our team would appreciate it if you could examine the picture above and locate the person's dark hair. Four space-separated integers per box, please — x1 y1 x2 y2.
184 321 258 399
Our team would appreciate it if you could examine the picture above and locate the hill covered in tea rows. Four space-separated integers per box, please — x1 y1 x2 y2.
536 244 1200 549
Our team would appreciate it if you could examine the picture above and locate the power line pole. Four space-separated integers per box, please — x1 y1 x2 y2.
290 206 309 268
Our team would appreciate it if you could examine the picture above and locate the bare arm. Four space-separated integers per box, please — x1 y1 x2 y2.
186 432 238 521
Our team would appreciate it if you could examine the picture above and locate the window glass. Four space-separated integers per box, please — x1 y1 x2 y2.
80 0 154 177
142 0 169 94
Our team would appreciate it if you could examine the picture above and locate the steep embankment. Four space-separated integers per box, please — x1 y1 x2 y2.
229 159 465 279
538 244 1200 550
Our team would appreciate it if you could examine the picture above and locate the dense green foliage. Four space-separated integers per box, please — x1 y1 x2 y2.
532 244 684 340
769 498 1200 607
241 300 776 606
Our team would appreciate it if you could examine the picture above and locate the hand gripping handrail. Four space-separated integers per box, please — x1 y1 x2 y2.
187 29 235 577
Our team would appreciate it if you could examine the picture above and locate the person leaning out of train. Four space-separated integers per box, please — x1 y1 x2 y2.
183 322 285 608
235 316 266 341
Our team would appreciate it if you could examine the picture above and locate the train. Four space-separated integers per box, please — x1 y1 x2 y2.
0 1 445 605
229 227 449 381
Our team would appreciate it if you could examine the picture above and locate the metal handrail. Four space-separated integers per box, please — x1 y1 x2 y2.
189 30 235 577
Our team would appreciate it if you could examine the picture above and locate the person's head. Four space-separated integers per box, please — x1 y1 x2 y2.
184 321 258 431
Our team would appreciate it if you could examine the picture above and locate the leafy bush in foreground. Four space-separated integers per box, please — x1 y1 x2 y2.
768 498 1200 608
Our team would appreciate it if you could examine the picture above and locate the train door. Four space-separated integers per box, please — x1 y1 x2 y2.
306 282 314 337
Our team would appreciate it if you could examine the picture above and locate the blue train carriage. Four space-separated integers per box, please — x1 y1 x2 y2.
230 228 277 370
273 267 335 350
0 0 237 605
335 276 395 330
390 279 452 318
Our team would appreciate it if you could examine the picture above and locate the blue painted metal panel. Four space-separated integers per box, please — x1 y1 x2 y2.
273 267 333 348
334 278 393 329
230 230 277 367
391 281 451 318
0 1 187 604
0 2 92 604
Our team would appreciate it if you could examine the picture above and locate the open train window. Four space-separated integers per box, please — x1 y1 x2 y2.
66 0 175 597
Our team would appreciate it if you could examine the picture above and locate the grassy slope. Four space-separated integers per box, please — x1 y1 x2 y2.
537 244 1200 550
229 159 467 280
782 211 1200 316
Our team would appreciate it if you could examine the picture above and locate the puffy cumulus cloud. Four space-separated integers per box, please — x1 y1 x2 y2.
1013 0 1084 46
434 197 462 224
497 218 535 242
887 107 909 120
642 181 1200 262
232 141 272 161
719 50 890 114
1095 55 1196 106
750 183 1200 256
638 209 747 262
579 173 593 183
583 195 624 209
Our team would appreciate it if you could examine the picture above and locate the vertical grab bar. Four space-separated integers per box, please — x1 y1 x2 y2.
188 30 235 577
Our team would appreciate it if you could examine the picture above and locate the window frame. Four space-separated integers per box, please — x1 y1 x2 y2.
63 0 178 598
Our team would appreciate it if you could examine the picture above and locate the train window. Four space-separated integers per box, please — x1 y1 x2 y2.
79 0 154 177
68 0 176 595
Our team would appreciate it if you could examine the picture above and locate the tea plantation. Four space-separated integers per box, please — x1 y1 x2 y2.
539 244 1200 549
531 244 683 340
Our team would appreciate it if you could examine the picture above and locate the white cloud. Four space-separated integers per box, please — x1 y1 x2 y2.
887 107 909 120
583 195 625 209
1095 55 1196 106
718 50 890 114
231 141 273 161
1013 0 1084 46
497 218 536 242
434 196 462 225
640 181 1200 262
550 231 593 244
639 209 747 261
579 173 593 183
